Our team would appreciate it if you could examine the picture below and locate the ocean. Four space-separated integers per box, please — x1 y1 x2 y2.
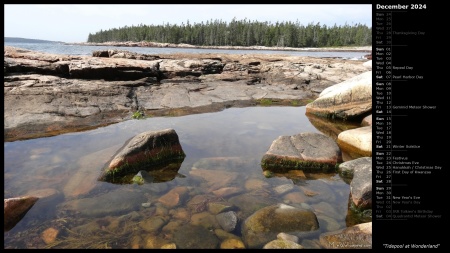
4 41 369 59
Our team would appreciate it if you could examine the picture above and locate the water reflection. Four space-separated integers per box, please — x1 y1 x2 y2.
4 106 366 249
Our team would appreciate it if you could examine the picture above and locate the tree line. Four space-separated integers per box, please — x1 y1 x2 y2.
87 18 371 48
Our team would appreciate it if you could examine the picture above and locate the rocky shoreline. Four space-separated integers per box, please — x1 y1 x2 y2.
4 46 370 142
66 41 372 53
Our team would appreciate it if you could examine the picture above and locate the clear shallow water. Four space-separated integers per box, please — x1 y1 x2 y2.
4 41 368 59
4 106 360 249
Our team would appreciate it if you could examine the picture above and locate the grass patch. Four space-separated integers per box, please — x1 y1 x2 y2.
131 111 145 120
259 98 273 106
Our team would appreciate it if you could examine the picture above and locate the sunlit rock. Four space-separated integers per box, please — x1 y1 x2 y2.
261 132 342 173
306 71 372 120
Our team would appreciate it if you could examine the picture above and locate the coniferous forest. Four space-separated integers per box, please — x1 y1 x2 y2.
87 18 371 48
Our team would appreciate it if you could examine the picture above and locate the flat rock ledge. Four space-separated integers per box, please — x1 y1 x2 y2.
98 128 185 183
4 46 369 142
261 132 342 173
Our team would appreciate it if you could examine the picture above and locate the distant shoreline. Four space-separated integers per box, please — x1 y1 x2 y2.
65 41 372 53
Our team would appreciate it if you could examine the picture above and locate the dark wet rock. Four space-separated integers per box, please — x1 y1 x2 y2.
4 196 39 232
98 128 185 183
305 71 372 120
319 222 372 249
242 203 319 248
173 224 220 249
216 211 238 232
261 132 342 173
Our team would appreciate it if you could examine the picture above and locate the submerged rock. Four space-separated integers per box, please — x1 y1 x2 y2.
242 203 319 248
173 224 220 249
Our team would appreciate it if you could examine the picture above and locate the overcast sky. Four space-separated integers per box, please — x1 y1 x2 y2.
4 4 372 43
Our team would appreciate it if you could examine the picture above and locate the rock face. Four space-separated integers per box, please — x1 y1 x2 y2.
305 71 372 120
4 46 369 142
4 196 39 231
98 128 185 183
261 132 342 173
349 160 372 210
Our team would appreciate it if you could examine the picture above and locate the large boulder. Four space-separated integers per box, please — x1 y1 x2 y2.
337 126 372 159
305 71 372 120
98 128 185 183
261 132 342 173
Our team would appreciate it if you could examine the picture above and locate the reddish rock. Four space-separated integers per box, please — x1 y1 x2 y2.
41 227 59 244
4 196 39 231
98 128 185 183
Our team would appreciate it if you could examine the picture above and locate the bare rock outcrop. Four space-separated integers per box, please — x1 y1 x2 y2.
4 46 369 142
